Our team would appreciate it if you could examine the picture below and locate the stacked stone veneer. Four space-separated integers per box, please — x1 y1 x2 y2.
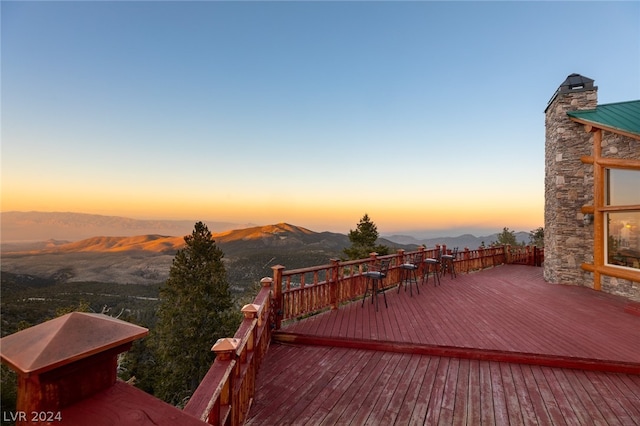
544 84 597 287
544 78 640 300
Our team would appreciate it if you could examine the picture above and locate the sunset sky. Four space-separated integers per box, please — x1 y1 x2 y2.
2 1 639 235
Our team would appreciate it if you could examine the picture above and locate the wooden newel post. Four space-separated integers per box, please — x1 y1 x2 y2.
210 338 239 425
330 259 340 310
505 244 512 264
241 304 261 351
0 312 148 425
260 275 273 303
211 338 239 362
397 249 405 262
271 265 285 330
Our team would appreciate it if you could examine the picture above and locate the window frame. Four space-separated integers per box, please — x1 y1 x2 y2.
603 168 640 272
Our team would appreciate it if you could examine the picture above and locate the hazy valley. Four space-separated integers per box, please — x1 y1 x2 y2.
1 212 531 288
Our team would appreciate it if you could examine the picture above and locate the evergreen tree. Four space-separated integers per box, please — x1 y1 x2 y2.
492 227 519 246
343 213 390 260
529 227 544 247
153 221 239 406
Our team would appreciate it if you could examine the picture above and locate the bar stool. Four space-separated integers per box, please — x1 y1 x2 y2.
398 252 423 297
441 247 458 278
362 259 392 311
422 248 441 286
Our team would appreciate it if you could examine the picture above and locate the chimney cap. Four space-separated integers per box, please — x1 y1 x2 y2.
545 73 597 111
559 73 595 94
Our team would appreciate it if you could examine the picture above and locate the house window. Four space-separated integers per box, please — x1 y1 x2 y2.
605 169 640 270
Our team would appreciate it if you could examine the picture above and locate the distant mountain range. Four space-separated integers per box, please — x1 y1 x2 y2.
0 211 250 243
383 232 531 251
0 222 407 286
2 211 532 246
1 223 356 256
1 212 532 287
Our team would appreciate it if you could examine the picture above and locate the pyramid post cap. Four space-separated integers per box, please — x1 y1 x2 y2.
260 277 273 286
241 304 261 318
0 312 148 375
211 337 240 353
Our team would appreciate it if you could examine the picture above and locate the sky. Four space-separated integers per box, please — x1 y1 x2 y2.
2 1 639 236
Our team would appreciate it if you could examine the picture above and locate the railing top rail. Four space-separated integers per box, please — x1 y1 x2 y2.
280 248 479 277
282 263 334 276
280 252 414 276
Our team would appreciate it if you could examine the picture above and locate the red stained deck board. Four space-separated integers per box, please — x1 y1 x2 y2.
488 361 510 426
529 365 569 426
61 381 205 426
585 370 636 424
368 353 413 424
612 373 640 421
280 265 640 364
543 367 586 425
378 354 419 424
409 356 441 425
247 265 640 425
247 345 640 426
478 360 496 426
316 350 387 425
393 354 432 424
514 364 547 426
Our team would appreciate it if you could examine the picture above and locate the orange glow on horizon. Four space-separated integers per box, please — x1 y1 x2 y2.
2 183 543 234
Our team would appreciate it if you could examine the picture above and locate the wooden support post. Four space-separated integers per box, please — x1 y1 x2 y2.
271 265 285 330
241 304 260 352
592 129 604 290
462 248 470 274
397 248 405 261
418 246 426 276
329 259 340 310
0 313 148 425
210 338 238 425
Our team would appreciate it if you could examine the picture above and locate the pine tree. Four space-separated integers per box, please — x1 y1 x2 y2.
153 221 239 406
493 227 519 246
343 213 390 260
529 227 544 247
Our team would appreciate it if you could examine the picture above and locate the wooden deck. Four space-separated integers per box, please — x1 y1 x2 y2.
246 265 640 425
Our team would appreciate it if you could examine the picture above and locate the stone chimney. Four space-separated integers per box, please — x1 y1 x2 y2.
544 74 598 284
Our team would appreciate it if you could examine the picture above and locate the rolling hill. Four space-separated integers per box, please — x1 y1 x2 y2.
0 223 410 287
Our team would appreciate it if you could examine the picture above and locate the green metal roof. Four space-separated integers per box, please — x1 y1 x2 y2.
567 100 640 136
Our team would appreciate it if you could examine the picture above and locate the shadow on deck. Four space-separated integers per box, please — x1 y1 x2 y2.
246 265 640 425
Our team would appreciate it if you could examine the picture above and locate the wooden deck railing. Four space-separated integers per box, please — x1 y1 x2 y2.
179 244 543 425
184 278 273 425
270 245 543 323
509 245 544 266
